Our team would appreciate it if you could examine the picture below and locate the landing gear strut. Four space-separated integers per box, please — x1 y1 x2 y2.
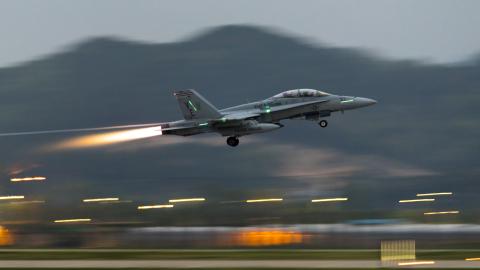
226 136 239 147
318 120 328 128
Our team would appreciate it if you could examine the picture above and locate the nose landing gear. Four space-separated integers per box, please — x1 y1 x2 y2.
226 136 240 147
318 120 328 128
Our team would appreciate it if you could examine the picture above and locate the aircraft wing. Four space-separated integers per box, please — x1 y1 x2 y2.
220 111 260 121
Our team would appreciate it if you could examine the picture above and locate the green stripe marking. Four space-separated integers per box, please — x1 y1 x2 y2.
188 100 198 111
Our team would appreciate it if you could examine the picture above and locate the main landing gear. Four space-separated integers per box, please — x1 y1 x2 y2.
318 120 328 128
226 136 240 147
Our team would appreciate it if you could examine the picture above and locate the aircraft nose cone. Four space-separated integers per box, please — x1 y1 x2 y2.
356 97 377 107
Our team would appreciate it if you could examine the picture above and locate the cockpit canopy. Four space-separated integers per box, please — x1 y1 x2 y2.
272 89 330 98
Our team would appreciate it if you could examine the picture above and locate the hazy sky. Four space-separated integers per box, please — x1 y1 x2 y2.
1 0 479 67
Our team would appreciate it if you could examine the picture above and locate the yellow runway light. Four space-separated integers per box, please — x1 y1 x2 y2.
0 226 13 246
399 198 435 203
138 204 174 210
311 197 348 203
9 200 45 205
466 258 480 261
54 219 91 223
169 198 206 203
416 192 452 197
0 196 24 200
83 197 119 203
233 230 304 246
424 211 459 215
246 198 283 203
10 176 46 182
398 261 435 266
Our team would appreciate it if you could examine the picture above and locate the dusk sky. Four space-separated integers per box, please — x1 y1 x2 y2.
1 0 479 67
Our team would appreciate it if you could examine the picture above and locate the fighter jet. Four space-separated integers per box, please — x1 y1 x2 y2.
0 88 376 147
163 88 376 146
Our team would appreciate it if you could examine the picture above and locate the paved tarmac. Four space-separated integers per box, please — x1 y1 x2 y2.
0 260 480 268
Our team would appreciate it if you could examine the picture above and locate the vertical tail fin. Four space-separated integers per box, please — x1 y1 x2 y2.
173 89 222 120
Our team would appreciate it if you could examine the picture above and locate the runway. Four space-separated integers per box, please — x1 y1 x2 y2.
0 260 480 268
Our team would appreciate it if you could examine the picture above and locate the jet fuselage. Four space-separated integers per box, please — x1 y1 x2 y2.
162 89 376 146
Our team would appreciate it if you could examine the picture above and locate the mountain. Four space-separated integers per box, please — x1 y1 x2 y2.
0 25 478 224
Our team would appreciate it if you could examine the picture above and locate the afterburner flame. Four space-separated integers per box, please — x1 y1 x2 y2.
51 126 163 150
